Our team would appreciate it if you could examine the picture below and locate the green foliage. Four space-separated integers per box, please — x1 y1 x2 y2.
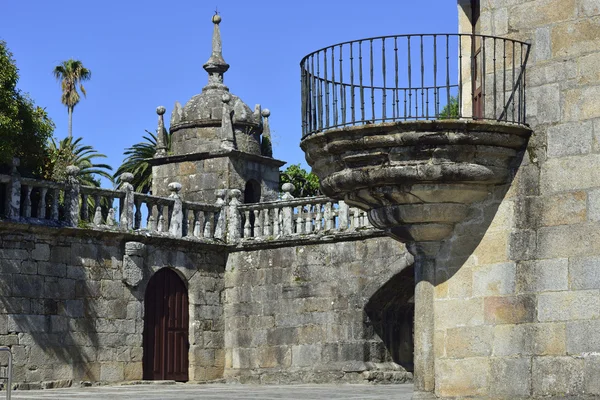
279 164 321 198
0 40 54 175
114 129 172 194
438 95 459 119
45 136 113 187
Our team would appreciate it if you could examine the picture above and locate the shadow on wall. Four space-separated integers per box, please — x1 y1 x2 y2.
0 239 147 384
363 149 528 370
429 149 527 286
365 265 415 372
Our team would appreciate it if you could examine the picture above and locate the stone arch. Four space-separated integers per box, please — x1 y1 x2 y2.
142 267 189 381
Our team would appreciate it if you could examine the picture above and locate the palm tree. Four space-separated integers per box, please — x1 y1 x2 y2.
114 130 171 193
46 136 113 186
53 60 91 138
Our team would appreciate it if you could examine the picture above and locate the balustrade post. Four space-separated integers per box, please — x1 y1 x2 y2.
168 182 183 238
254 210 262 237
194 210 203 238
272 207 280 236
338 200 349 230
93 195 102 226
324 202 333 231
5 158 21 220
119 173 135 230
228 189 242 242
281 183 295 235
23 185 32 218
214 189 227 241
38 187 48 219
315 203 322 232
65 166 80 227
244 211 251 238
263 208 271 236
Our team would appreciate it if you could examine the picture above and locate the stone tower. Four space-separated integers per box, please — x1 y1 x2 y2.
151 14 284 203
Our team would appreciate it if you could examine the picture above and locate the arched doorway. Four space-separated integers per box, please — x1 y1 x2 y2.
244 179 261 203
143 268 189 381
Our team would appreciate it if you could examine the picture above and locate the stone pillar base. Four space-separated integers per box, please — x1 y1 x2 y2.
412 391 437 399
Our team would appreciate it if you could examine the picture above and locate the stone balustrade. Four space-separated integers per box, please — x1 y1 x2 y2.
0 160 379 245
233 185 372 241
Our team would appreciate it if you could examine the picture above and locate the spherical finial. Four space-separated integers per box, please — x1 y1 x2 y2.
212 14 221 24
282 183 295 193
261 109 271 118
229 189 242 199
222 93 231 104
215 189 227 199
120 172 134 183
156 106 166 115
65 165 80 176
168 182 182 193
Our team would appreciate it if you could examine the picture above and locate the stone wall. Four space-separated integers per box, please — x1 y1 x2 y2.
0 223 225 388
0 218 416 388
152 154 280 203
432 1 600 397
223 237 414 384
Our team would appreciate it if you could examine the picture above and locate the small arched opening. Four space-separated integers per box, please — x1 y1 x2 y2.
244 179 261 204
143 268 189 381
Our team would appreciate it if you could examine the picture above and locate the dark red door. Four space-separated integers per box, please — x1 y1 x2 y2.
143 268 189 381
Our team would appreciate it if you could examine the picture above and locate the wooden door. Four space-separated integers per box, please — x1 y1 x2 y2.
143 268 189 381
471 0 483 119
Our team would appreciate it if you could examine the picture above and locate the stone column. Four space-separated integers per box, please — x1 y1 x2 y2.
409 241 441 400
5 157 21 220
168 182 183 238
119 172 135 230
227 189 242 242
65 165 80 227
214 189 227 241
220 94 235 150
281 183 295 235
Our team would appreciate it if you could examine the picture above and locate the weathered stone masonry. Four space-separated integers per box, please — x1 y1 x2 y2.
0 223 226 388
0 219 412 388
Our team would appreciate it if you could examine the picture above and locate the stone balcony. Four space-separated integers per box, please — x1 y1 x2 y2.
300 33 532 244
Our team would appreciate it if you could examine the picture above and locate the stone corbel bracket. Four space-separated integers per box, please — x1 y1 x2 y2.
301 120 532 242
123 241 146 287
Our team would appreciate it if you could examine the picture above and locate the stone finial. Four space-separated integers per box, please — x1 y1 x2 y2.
261 108 273 157
10 157 20 175
203 13 230 88
253 104 262 122
65 165 80 184
65 165 80 176
120 172 134 183
282 183 295 200
155 106 168 157
168 182 182 195
171 101 183 126
221 94 235 150
229 189 242 202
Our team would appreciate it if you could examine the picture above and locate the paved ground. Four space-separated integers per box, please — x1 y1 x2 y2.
7 383 414 399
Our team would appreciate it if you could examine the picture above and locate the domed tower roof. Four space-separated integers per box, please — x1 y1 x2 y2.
169 13 262 155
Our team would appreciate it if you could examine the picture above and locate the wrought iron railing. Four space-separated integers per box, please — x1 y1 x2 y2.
300 34 531 138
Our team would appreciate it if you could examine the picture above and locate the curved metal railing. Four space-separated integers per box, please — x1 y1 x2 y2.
300 34 531 138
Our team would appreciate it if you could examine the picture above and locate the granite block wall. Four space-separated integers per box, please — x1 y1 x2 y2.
432 1 600 397
223 237 414 384
0 224 225 388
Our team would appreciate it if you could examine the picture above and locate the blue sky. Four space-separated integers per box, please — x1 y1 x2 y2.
3 0 458 185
